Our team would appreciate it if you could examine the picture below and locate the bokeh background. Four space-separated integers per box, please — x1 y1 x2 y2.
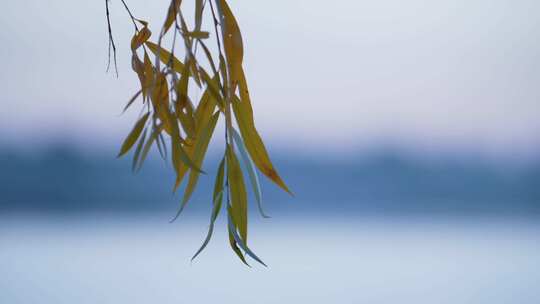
1 0 539 303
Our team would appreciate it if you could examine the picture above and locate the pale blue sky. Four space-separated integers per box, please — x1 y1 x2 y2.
0 0 538 161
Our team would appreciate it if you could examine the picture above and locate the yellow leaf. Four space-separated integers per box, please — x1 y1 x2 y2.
151 72 173 135
146 41 224 108
194 0 204 32
163 0 182 35
142 52 154 99
219 0 243 88
232 69 292 195
145 41 186 73
185 31 209 39
131 27 152 51
194 88 217 133
177 110 196 139
131 53 145 96
118 112 150 157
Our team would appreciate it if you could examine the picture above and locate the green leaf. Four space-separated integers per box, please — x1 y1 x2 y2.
232 128 269 218
118 112 150 157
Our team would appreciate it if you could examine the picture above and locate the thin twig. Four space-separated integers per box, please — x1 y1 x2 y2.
105 0 119 77
119 0 139 31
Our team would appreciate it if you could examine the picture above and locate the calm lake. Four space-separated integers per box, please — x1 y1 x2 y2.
1 213 539 303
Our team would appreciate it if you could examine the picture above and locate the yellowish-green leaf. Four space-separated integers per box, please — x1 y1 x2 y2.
194 0 204 32
136 124 162 171
132 127 147 171
146 41 224 108
232 70 292 195
131 54 145 96
227 212 266 267
191 157 225 261
122 90 142 114
227 206 249 266
145 41 186 73
118 112 150 157
194 88 218 133
198 40 219 77
143 52 154 99
151 72 173 135
226 145 248 243
218 0 243 88
232 128 269 218
171 111 220 221
163 0 182 35
185 31 209 39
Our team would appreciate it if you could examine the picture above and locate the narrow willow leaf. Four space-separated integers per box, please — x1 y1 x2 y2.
226 145 248 242
118 112 150 157
185 31 209 39
227 212 267 267
168 111 202 177
171 112 219 221
172 90 218 192
145 41 186 72
163 0 182 35
147 40 204 89
136 125 161 171
151 72 174 135
218 0 243 88
232 128 270 218
232 87 292 194
191 157 225 261
131 53 146 97
169 104 203 178
131 27 152 51
172 134 203 178
147 41 223 108
198 40 219 77
143 52 154 99
200 73 225 110
227 207 249 266
132 127 147 172
194 0 204 32
122 90 142 114
177 111 196 139
176 61 190 108
194 89 217 133
172 146 192 192
156 131 167 160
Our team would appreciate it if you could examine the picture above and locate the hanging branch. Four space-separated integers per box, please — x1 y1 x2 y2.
105 0 292 266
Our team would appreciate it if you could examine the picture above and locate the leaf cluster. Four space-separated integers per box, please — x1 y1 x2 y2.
107 0 292 266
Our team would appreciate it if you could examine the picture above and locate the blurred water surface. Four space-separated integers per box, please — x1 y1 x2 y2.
1 213 539 304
